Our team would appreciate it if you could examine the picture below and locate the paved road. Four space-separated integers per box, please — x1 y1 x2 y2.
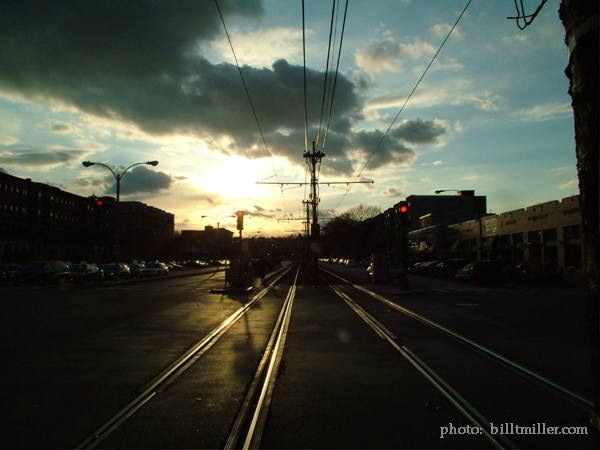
323 263 594 398
1 268 241 448
1 262 596 449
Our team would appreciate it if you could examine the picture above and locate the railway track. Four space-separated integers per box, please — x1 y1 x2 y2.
321 266 595 449
68 262 594 449
75 264 299 449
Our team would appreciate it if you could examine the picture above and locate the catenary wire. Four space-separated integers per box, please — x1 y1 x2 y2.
331 0 471 214
302 0 309 156
508 0 548 30
321 0 349 153
315 0 337 150
214 0 287 213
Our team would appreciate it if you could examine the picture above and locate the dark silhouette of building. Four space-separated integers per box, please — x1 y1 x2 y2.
399 190 486 230
0 172 97 261
0 172 174 262
181 226 233 259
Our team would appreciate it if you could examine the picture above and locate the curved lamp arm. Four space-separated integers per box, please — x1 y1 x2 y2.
120 160 159 181
83 161 119 180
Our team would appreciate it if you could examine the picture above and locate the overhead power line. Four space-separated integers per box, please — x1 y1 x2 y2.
315 0 337 150
214 0 287 213
302 0 309 156
332 0 471 214
321 0 349 153
507 0 548 30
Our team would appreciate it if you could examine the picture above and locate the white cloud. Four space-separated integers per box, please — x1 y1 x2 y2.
559 179 578 190
458 174 483 181
514 102 572 122
433 160 443 166
0 136 18 145
502 34 529 45
452 90 504 112
365 79 503 114
354 33 436 75
209 27 304 67
430 23 462 39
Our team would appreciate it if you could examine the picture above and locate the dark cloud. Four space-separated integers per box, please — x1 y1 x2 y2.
73 176 106 189
244 204 282 219
353 130 416 170
51 123 73 134
0 1 444 176
381 187 403 198
0 167 6 173
392 119 447 144
110 165 172 196
181 193 221 206
0 146 86 167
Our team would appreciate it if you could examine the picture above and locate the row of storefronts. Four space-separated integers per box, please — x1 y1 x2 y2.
408 195 583 275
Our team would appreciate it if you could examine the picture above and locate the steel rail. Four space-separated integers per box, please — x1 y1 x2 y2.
225 265 300 449
323 267 594 412
327 280 516 450
75 264 295 449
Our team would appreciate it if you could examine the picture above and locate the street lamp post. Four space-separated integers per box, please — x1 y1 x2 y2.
201 214 234 231
434 189 484 261
81 160 159 202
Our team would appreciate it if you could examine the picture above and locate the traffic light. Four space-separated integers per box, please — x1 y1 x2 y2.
96 198 103 207
236 210 244 230
397 201 409 226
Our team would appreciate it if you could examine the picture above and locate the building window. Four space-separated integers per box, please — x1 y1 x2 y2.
543 228 557 243
563 225 580 241
565 243 582 268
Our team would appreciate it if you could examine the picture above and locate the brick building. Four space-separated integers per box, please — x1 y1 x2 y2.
0 172 174 262
0 172 97 261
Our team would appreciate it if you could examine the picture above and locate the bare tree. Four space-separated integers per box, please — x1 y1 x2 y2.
339 203 382 222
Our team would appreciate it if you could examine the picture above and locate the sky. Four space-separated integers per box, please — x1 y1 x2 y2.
0 0 578 236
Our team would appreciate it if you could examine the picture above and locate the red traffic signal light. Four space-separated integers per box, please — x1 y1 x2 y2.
96 199 103 207
399 204 407 213
236 210 244 230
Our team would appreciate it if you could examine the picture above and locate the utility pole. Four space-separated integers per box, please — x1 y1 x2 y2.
304 141 325 241
258 142 373 280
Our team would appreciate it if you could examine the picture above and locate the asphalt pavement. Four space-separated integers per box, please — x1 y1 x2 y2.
1 261 596 449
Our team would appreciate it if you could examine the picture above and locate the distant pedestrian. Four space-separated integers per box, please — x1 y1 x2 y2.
255 258 266 283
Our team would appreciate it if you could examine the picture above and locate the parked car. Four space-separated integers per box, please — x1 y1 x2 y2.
455 263 475 281
129 262 146 277
0 263 21 282
101 263 131 280
455 260 508 283
408 261 424 273
435 259 470 279
15 260 70 284
69 263 104 284
417 261 440 276
167 261 184 271
140 262 169 277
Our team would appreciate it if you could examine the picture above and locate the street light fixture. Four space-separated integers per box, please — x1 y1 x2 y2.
81 160 159 202
434 189 484 260
201 214 234 230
